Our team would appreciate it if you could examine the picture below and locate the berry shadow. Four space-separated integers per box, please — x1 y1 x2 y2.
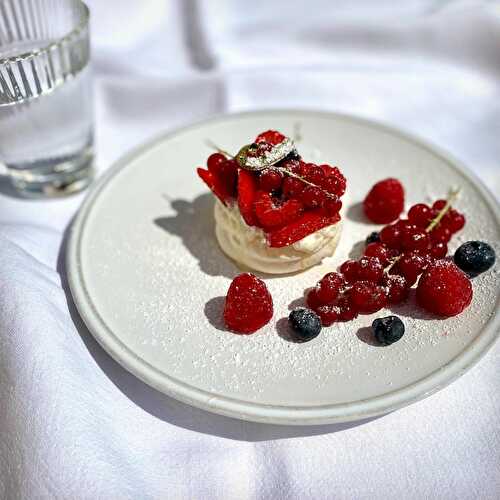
345 201 367 224
153 193 238 279
387 289 443 321
275 317 305 344
356 326 384 347
204 296 227 332
348 239 366 260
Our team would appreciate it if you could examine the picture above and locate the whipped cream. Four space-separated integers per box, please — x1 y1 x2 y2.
214 201 342 274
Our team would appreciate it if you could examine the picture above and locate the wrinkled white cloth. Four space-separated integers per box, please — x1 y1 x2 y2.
1 1 499 498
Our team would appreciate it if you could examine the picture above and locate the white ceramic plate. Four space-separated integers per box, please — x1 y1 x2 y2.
67 110 500 425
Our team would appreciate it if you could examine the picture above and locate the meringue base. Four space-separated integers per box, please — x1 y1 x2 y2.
214 200 342 274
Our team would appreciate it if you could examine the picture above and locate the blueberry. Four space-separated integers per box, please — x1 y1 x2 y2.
288 308 321 342
365 231 381 245
372 316 405 346
285 149 301 161
454 241 495 277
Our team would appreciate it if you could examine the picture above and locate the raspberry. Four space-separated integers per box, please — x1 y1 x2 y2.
254 192 303 230
300 186 325 209
430 225 452 244
339 260 360 283
416 261 473 317
255 130 285 145
430 242 448 259
315 304 339 326
305 164 325 184
380 223 403 250
401 227 431 252
394 251 426 286
207 153 227 174
259 169 283 192
363 178 404 224
323 195 342 216
322 174 346 196
408 203 432 228
357 256 384 283
364 242 390 266
267 210 340 248
237 169 259 226
223 273 273 333
350 281 387 314
315 272 346 304
282 177 305 198
381 274 409 304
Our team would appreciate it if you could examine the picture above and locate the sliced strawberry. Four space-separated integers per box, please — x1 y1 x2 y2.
197 167 233 205
267 210 340 248
237 169 259 226
254 191 303 231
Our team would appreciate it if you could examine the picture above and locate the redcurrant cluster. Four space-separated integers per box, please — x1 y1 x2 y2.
306 198 466 326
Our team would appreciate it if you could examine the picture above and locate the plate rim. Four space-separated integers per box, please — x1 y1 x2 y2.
67 109 500 425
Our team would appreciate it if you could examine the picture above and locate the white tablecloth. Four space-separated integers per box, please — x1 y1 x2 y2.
1 1 499 498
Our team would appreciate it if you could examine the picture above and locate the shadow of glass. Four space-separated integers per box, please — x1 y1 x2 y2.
57 218 384 441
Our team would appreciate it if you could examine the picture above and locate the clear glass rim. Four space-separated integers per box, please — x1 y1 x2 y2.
0 0 90 66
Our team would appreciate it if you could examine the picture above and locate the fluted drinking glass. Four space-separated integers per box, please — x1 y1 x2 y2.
0 0 93 196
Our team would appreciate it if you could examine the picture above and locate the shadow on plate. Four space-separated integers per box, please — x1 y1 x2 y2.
153 193 237 279
57 221 384 441
345 201 366 224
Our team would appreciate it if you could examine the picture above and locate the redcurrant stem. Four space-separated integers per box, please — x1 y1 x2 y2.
385 187 461 273
425 187 461 232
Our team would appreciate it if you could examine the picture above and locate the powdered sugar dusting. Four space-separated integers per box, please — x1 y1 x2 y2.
79 114 500 408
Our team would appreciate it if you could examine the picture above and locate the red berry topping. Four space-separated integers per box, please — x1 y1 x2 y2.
315 272 346 304
301 186 325 209
430 241 448 259
443 209 465 233
253 192 303 230
339 259 360 283
381 274 409 304
237 169 259 226
408 203 432 228
305 164 325 184
197 167 234 205
223 273 273 333
416 261 473 317
431 225 452 244
267 210 340 248
282 176 305 198
364 242 390 266
357 256 384 283
322 174 346 196
363 178 405 224
281 159 303 175
259 168 284 192
337 295 359 321
323 195 342 216
401 227 431 252
350 281 388 314
255 130 285 145
394 251 427 286
432 199 447 211
380 223 403 250
207 153 227 174
306 288 322 310
315 304 339 326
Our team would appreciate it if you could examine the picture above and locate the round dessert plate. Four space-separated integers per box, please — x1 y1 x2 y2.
67 110 500 425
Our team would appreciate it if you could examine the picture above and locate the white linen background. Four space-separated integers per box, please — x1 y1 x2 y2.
1 0 499 498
